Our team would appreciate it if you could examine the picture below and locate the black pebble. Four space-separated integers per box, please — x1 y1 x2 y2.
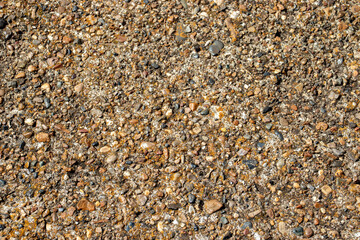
275 130 284 141
0 18 7 29
0 179 6 187
262 106 272 114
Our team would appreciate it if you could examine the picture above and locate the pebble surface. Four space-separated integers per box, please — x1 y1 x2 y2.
0 0 360 239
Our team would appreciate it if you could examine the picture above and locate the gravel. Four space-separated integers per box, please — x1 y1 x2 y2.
0 0 360 239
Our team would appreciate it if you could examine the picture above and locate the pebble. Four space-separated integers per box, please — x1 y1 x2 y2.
44 98 51 108
200 108 209 115
220 217 228 225
137 195 147 206
304 227 314 238
292 227 304 236
188 194 196 204
204 200 223 214
209 45 221 56
241 222 253 229
167 203 181 210
77 198 95 211
0 18 7 29
274 130 284 141
278 221 287 235
106 154 117 164
242 160 258 170
321 185 332 196
0 180 6 187
262 106 272 114
35 132 50 142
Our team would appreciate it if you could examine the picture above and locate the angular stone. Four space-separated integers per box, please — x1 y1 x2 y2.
63 36 73 44
167 203 181 210
36 132 50 142
204 199 223 214
321 185 332 196
77 198 95 211
316 122 328 131
15 72 25 79
137 195 147 206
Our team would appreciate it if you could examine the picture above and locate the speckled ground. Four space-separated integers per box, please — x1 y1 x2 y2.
1 0 360 239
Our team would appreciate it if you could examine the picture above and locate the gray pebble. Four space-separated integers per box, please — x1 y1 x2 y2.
209 45 221 56
241 221 253 229
213 40 224 49
220 217 228 225
44 98 51 109
275 130 284 141
293 227 304 236
188 194 196 204
200 108 209 115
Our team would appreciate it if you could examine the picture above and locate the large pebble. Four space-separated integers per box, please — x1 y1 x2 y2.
204 199 223 214
36 132 50 142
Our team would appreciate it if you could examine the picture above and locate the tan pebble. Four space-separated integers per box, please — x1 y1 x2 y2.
157 221 164 233
295 83 304 92
239 4 247 12
77 198 95 211
293 182 300 189
266 208 274 218
204 199 223 214
140 142 156 150
41 83 51 92
248 26 256 32
46 224 52 231
137 195 148 206
248 209 261 218
95 227 102 233
106 154 117 164
140 173 148 181
349 184 360 193
99 146 111 153
189 102 198 111
74 83 84 92
86 229 93 238
165 109 173 118
27 65 37 72
25 118 34 126
23 131 33 138
279 118 289 126
86 15 97 25
62 36 73 44
304 227 313 238
316 122 328 131
278 221 287 235
321 185 332 196
0 89 4 96
36 132 50 142
15 72 26 79
67 206 76 216
214 0 224 6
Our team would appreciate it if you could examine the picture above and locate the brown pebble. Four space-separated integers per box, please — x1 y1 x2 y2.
63 36 73 44
77 198 95 211
15 72 26 79
314 218 320 225
204 199 223 214
189 102 198 111
36 132 50 142
304 227 313 238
